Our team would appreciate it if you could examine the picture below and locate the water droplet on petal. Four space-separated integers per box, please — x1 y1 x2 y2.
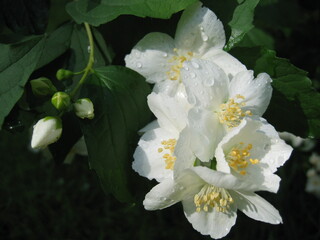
205 78 215 86
201 32 209 42
163 53 168 57
134 51 141 58
190 72 196 78
179 186 185 190
188 95 196 105
184 66 189 71
136 62 142 68
200 26 204 31
160 197 167 201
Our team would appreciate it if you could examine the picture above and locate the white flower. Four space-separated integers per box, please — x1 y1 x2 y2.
215 117 293 193
143 166 282 239
31 116 62 149
125 2 246 96
133 91 190 182
73 98 95 119
181 59 272 162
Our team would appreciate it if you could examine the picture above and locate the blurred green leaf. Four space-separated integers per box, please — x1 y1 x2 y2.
79 66 151 202
231 47 320 137
0 36 45 128
225 0 260 51
0 0 50 35
238 27 274 49
66 0 197 26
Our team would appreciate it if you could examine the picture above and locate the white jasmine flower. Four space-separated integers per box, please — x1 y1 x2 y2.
181 59 272 162
125 2 246 96
144 166 282 239
215 117 293 193
31 116 62 149
133 91 190 182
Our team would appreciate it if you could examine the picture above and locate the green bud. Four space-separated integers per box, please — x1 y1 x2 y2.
30 77 57 97
56 69 74 81
51 92 71 111
74 98 95 119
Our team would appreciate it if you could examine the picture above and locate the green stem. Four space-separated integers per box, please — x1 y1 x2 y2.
70 22 95 99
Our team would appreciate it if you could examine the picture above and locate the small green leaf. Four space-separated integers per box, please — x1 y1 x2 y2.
231 47 320 137
66 0 197 26
0 36 45 128
225 0 261 51
79 66 151 202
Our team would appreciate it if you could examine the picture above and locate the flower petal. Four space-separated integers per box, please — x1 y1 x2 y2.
232 191 282 224
189 167 262 192
187 108 224 162
182 59 229 110
202 48 247 79
175 2 225 55
138 120 159 134
125 32 175 83
148 91 190 133
173 127 197 176
143 171 203 210
133 128 178 182
182 196 237 239
229 71 273 116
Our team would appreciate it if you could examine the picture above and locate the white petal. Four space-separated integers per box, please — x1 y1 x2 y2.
148 91 190 132
229 71 273 116
232 191 282 224
175 2 225 55
202 48 247 79
124 32 175 83
182 196 237 239
138 120 159 134
133 128 178 182
189 167 262 192
182 59 229 110
188 108 224 162
143 171 203 210
173 127 197 176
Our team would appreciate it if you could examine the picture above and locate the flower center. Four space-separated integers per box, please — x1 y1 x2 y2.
167 48 193 81
218 94 252 128
194 185 234 213
226 142 260 175
158 138 177 170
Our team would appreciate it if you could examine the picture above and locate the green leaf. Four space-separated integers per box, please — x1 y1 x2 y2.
225 0 260 51
0 36 45 128
36 23 74 69
230 47 320 138
79 66 151 202
237 27 274 49
66 0 197 26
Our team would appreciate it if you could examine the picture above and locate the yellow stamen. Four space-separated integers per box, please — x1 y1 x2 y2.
194 185 233 213
159 138 177 170
218 95 252 128
226 142 260 175
167 49 194 81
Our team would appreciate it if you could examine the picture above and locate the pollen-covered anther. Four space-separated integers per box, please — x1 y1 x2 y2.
218 95 252 128
158 138 177 170
194 185 233 213
226 143 260 175
167 49 194 81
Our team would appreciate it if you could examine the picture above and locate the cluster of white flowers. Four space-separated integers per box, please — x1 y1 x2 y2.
125 2 293 239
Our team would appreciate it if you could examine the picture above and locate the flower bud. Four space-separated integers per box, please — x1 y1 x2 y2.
74 98 95 119
31 116 62 149
56 69 74 81
30 77 57 97
51 92 71 111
